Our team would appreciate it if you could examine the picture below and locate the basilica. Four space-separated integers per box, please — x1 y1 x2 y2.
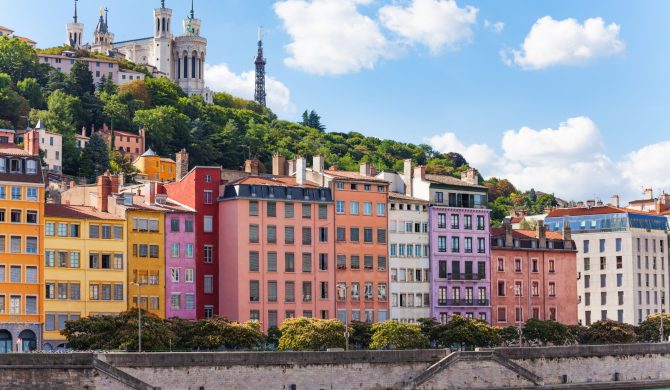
66 0 212 102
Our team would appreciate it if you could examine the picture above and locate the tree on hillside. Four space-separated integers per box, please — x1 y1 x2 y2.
300 110 325 131
119 79 151 106
0 73 29 128
145 77 185 107
16 78 45 109
80 132 110 181
68 61 95 97
0 37 42 83
133 105 189 156
97 75 118 95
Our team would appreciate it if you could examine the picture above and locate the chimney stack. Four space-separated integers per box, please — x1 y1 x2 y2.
287 159 297 176
144 181 157 205
610 195 620 208
460 168 479 185
403 159 413 197
562 223 573 249
644 188 654 200
537 220 546 249
296 157 306 185
313 155 324 174
96 172 112 212
359 162 373 177
81 126 87 138
175 149 189 180
24 129 40 156
109 174 119 194
272 154 287 176
244 159 260 175
414 166 426 181
504 219 513 247
586 199 596 208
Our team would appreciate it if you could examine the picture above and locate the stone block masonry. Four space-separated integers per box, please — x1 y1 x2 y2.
5 345 670 389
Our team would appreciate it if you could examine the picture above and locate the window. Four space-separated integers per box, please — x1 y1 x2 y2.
204 275 214 294
203 245 213 263
267 202 276 217
285 281 295 302
10 209 21 223
203 216 213 232
26 187 37 200
11 186 21 200
464 215 472 229
350 227 359 242
302 253 312 272
26 210 38 224
285 252 295 272
549 259 555 273
249 224 259 243
285 203 294 218
319 253 328 270
249 251 259 272
185 219 194 232
302 227 312 245
376 203 385 216
600 274 607 287
351 255 360 269
203 191 213 204
616 256 623 269
362 202 372 215
435 192 444 203
364 228 373 243
336 227 346 242
378 256 387 271
336 200 345 214
600 257 606 270
451 237 459 252
583 240 590 253
599 239 606 252
549 282 556 296
149 245 159 258
464 237 473 253
170 243 180 257
319 227 328 242
249 201 259 216
320 281 329 299
267 225 277 243
349 201 359 215
438 236 447 252
10 236 20 253
267 281 277 302
377 228 386 244
302 204 311 218
26 237 37 254
185 268 194 283
268 252 277 272
319 204 327 219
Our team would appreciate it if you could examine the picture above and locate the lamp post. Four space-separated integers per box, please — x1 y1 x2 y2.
131 282 144 352
337 283 350 350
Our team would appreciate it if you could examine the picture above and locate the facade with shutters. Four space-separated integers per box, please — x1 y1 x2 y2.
42 204 127 350
219 176 335 332
164 208 197 320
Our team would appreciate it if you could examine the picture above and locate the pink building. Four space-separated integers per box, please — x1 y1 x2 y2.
164 205 197 320
219 175 336 332
38 53 119 86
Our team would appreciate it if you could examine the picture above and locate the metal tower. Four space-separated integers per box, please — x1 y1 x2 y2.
254 27 267 107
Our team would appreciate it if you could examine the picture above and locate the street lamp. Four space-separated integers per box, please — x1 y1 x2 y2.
510 284 523 347
337 283 350 350
131 282 145 352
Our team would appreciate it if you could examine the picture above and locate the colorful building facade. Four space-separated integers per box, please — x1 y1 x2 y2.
0 147 44 352
490 223 578 327
219 176 335 331
133 148 176 182
165 165 222 319
43 204 127 349
164 208 197 319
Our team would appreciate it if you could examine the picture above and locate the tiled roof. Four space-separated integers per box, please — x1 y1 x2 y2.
0 144 31 156
546 206 657 218
234 175 319 188
45 204 124 220
491 228 564 240
424 174 487 189
160 157 175 163
388 192 428 203
16 36 36 44
0 26 14 32
324 170 389 183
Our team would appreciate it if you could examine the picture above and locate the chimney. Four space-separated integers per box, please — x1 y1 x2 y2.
296 157 306 185
244 159 260 175
596 200 603 206
109 174 119 194
96 172 112 212
414 166 426 181
102 123 109 133
644 188 654 200
81 126 86 138
359 162 372 177
658 193 670 213
536 220 546 249
176 148 189 180
610 195 620 208
287 159 297 176
24 130 40 156
562 223 573 249
403 159 413 196
144 181 157 205
504 219 513 247
576 201 585 208
118 173 125 188
460 168 479 185
313 155 324 174
586 199 596 208
69 180 75 189
272 154 287 176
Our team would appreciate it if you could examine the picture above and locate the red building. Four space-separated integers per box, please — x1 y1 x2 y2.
164 154 222 319
490 222 578 327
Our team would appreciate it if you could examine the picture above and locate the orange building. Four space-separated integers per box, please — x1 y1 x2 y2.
0 145 44 353
132 149 176 182
490 222 578 327
303 157 390 323
219 174 335 331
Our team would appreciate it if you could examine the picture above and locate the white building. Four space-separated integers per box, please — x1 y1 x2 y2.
545 206 670 325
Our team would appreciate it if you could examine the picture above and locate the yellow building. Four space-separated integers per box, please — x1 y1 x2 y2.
0 147 45 353
42 204 127 349
132 148 176 182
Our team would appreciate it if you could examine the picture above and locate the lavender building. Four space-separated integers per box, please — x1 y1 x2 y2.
164 205 197 320
410 166 491 323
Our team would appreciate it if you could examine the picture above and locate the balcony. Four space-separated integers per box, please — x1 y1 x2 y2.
446 273 486 281
437 299 489 307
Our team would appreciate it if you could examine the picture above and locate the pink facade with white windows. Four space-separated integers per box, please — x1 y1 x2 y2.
164 209 197 319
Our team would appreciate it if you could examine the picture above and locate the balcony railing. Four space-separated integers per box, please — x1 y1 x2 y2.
446 273 486 281
437 299 489 306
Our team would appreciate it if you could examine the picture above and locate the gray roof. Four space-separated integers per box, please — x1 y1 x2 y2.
141 148 158 157
424 174 487 190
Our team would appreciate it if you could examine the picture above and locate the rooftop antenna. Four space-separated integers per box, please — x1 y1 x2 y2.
74 0 78 23
190 0 194 19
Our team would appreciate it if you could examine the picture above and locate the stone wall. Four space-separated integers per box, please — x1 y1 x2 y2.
4 344 670 389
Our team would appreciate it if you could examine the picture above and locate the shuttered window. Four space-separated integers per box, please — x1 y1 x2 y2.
302 204 311 219
267 225 277 243
114 284 123 301
378 256 387 271
351 255 360 269
318 204 327 219
302 227 312 245
267 252 277 272
249 251 260 272
10 236 20 253
10 265 20 282
285 282 295 302
249 201 258 216
268 281 277 302
302 282 312 302
285 203 294 218
70 283 80 300
302 253 312 273
267 202 276 217
25 296 37 314
337 255 347 269
285 226 294 244
249 224 259 243
250 281 260 301
26 266 37 283
364 255 373 269
285 252 295 272
377 229 387 244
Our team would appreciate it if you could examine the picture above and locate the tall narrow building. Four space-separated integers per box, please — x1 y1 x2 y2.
254 27 267 107
66 0 84 49
91 7 114 55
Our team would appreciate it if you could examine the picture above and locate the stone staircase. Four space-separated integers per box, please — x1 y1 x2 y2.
91 357 159 390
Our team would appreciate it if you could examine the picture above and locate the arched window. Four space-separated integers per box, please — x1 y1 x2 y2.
156 18 160 33
162 18 166 32
191 54 196 78
183 55 188 79
0 330 11 354
18 329 37 352
176 56 180 79
167 18 170 32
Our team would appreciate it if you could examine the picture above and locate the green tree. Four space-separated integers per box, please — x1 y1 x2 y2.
349 321 373 350
636 313 670 342
0 37 41 83
180 317 265 351
0 73 29 128
434 315 501 350
266 326 282 349
100 91 131 130
522 319 575 346
369 321 429 350
579 320 638 344
80 132 110 181
16 77 45 109
97 75 118 94
300 109 325 131
278 318 346 351
68 60 95 97
44 90 81 134
133 105 190 156
145 77 186 107
109 150 137 183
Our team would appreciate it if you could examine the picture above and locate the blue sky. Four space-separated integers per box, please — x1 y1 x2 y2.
3 0 670 201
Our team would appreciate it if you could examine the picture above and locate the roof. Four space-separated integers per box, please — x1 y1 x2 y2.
112 37 153 45
16 36 36 44
424 174 487 190
546 205 657 218
0 25 14 32
0 144 31 156
628 199 655 204
110 129 142 138
45 204 124 220
0 129 16 133
491 228 564 240
509 216 524 223
141 148 157 157
324 170 389 183
233 175 319 188
388 192 428 203
160 157 175 163
37 53 117 63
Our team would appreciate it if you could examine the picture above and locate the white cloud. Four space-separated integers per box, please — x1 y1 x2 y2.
426 116 666 202
379 0 478 54
484 19 504 33
205 63 296 116
274 0 391 75
505 16 625 69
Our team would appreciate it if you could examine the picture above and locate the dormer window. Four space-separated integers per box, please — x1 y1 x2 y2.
0 158 5 173
123 193 133 206
26 160 37 175
10 159 21 173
